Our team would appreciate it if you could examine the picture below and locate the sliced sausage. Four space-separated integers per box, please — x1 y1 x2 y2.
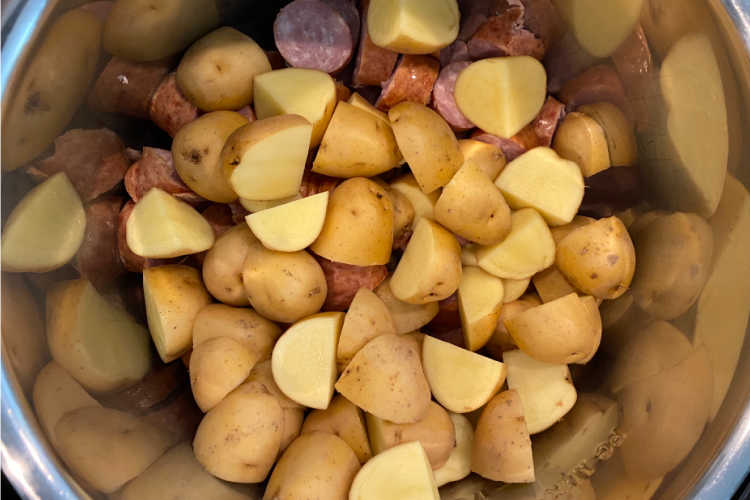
544 30 600 93
201 204 235 238
89 57 171 119
457 0 507 41
75 196 127 290
471 131 527 162
433 61 474 130
557 64 632 120
299 170 340 198
519 0 563 47
352 0 399 87
510 96 565 150
148 73 199 138
265 50 287 70
612 24 653 131
439 40 471 67
376 55 440 111
99 362 185 414
124 147 204 205
322 0 360 44
274 0 354 74
468 6 546 60
317 257 388 311
31 128 130 202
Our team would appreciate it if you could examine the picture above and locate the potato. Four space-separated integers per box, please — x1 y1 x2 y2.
554 0 642 57
126 188 215 258
435 161 512 245
193 389 283 483
617 346 712 480
503 277 530 303
422 335 505 413
472 390 534 483
2 10 101 171
455 57 546 139
389 174 440 228
578 102 637 167
374 277 439 334
1 173 85 272
391 218 462 304
337 288 396 368
172 111 247 202
242 245 327 323
221 115 312 200
55 407 174 493
476 208 555 280
434 413 474 487
279 406 304 453
103 0 220 61
46 279 151 393
388 187 416 239
349 441 439 500
143 265 211 363
202 224 255 306
335 334 431 424
503 349 577 434
550 215 596 244
310 177 394 266
301 394 372 464
457 266 505 351
120 443 261 500
630 212 713 319
348 93 390 123
263 432 360 500
255 68 337 147
389 102 464 194
486 295 541 359
177 27 270 111
190 336 258 412
240 194 302 213
246 191 329 252
532 266 577 303
2 274 49 393
241 360 303 410
272 312 343 409
495 147 585 226
192 304 281 361
367 401 455 469
592 451 663 500
458 139 506 180
552 112 610 178
367 0 459 54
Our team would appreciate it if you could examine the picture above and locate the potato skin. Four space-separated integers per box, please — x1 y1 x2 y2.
192 303 281 360
301 394 373 464
202 224 255 306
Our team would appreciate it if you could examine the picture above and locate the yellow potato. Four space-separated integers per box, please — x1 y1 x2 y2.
310 177 394 266
172 111 247 202
472 390 534 483
458 139 507 180
592 451 663 500
374 277 439 334
435 161 512 245
240 360 303 410
143 265 212 363
242 245 327 323
177 27 270 111
279 406 304 453
221 114 312 200
335 334 431 424
552 112 610 178
2 10 102 171
389 173 440 228
486 294 541 359
553 0 643 57
389 102 464 194
387 187 415 239
367 0 460 54
434 413 474 487
240 194 302 213
192 303 281 361
337 288 396 368
202 224 255 306
245 191 329 252
348 92 390 125
1 173 85 272
578 102 637 167
263 432 360 500
550 215 596 244
301 394 373 464
532 266 578 303
458 266 505 351
503 277 530 303
456 57 546 138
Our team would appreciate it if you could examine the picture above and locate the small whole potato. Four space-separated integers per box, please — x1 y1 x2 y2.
202 224 256 306
177 27 271 111
242 246 327 323
555 216 636 299
192 304 281 361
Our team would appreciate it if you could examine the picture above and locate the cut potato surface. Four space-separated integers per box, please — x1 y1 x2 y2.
337 288 397 367
434 413 474 487
389 174 440 228
552 112 610 178
374 278 439 334
1 173 85 272
246 191 329 252
456 57 547 138
422 336 506 413
126 188 215 258
272 312 344 409
367 0 460 54
578 102 637 167
503 277 531 303
301 395 373 464
240 194 302 213
458 266 505 351
495 147 585 226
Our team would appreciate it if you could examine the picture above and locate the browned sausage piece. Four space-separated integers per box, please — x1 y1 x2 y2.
439 40 471 67
457 0 506 41
423 293 461 333
317 257 388 311
336 80 353 102
75 196 127 290
117 201 183 272
299 170 340 198
544 30 600 93
557 64 632 120
352 0 399 87
519 0 563 47
30 128 130 203
148 73 199 138
274 0 354 74
471 131 527 162
468 6 546 60
265 50 287 70
612 24 653 131
89 57 171 119
376 55 440 111
433 61 475 131
124 147 204 205
99 362 185 414
201 204 235 238
322 0 360 44
510 96 565 150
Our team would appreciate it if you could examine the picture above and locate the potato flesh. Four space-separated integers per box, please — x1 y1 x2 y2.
337 288 397 367
348 93 390 125
246 191 329 252
1 173 85 272
553 0 643 57
552 112 610 178
389 174 440 228
367 0 460 54
374 278 439 334
301 395 373 464
502 277 531 303
458 266 505 351
434 413 474 487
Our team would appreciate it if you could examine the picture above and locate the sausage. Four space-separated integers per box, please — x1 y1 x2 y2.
117 201 183 272
335 80 352 102
510 96 565 150
299 170 340 198
30 128 130 203
544 30 600 93
457 0 507 41
376 55 440 111
468 6 546 60
612 24 653 131
471 131 527 162
433 61 475 130
393 228 413 251
265 50 287 70
274 0 354 74
148 73 200 138
89 57 171 119
557 64 632 120
423 294 463 346
317 257 388 311
99 362 185 414
579 166 643 217
201 204 235 239
322 0 360 44
352 0 399 87
124 147 204 205
519 0 563 47
439 40 471 67
75 196 127 290
142 386 202 443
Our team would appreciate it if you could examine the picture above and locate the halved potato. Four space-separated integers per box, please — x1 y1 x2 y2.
337 288 396 368
240 194 301 213
434 413 474 487
367 0 460 54
458 266 505 351
458 139 506 180
374 278 439 334
552 112 610 178
578 102 637 166
553 0 643 57
348 92 390 125
503 277 531 303
245 191 329 252
389 173 440 227
2 173 85 272
301 394 372 464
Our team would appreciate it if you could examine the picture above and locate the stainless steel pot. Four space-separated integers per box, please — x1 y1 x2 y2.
2 1 750 498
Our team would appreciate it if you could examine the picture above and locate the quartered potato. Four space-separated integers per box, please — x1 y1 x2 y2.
457 266 505 351
374 278 440 334
367 0 460 54
578 102 638 167
337 288 396 368
434 413 474 487
552 112 610 178
553 0 643 57
246 191 329 252
192 304 281 361
389 174 440 228
301 395 373 464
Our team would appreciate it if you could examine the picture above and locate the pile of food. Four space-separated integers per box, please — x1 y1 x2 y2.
2 0 749 499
